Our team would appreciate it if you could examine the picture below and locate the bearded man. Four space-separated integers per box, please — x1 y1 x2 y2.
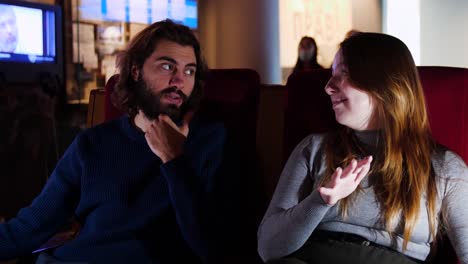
0 20 237 264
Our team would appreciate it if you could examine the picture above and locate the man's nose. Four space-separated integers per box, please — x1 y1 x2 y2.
169 69 184 88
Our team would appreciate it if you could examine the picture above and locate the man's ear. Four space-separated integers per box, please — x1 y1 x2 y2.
131 65 139 81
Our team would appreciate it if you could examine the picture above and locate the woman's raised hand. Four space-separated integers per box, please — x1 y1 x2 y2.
318 156 373 205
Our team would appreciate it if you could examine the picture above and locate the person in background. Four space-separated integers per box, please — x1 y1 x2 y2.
0 20 239 264
0 4 18 53
292 36 323 73
258 33 468 263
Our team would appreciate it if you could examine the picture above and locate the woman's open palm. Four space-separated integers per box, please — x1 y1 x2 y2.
319 156 373 205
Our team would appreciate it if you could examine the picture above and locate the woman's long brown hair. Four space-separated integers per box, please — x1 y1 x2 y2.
321 33 438 250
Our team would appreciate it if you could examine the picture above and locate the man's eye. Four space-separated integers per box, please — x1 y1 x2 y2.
161 64 173 71
184 68 196 76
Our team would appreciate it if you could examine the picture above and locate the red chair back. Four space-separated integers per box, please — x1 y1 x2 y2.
282 66 468 263
199 69 262 262
200 69 260 153
104 74 122 121
283 69 335 161
418 66 468 162
418 66 468 264
103 69 263 262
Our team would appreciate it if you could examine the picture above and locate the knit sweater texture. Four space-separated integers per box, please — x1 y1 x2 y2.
0 115 231 263
258 132 468 263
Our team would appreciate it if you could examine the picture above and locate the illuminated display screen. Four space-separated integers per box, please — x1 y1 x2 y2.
0 3 57 64
78 0 198 29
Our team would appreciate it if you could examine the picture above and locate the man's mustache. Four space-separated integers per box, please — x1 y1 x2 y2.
160 87 188 101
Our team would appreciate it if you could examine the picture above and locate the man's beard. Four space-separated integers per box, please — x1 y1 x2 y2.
133 77 188 123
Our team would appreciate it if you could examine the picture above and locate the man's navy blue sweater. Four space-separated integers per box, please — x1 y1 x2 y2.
0 116 231 263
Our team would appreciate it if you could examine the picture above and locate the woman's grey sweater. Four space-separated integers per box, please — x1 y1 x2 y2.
257 133 468 263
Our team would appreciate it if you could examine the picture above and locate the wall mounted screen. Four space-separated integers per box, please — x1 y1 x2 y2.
76 0 197 29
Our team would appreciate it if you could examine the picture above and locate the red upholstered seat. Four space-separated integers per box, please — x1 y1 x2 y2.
418 66 468 162
102 70 261 184
418 66 468 264
283 67 468 162
283 68 334 161
103 74 122 121
200 69 263 263
103 69 263 263
103 69 261 126
199 69 260 155
102 69 261 180
283 66 468 264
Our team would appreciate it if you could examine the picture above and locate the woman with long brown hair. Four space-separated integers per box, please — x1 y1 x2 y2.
258 33 468 263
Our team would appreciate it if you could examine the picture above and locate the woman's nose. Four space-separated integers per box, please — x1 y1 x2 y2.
324 80 336 95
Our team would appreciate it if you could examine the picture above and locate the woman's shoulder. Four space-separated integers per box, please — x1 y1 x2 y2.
296 133 327 152
432 147 468 181
286 133 328 165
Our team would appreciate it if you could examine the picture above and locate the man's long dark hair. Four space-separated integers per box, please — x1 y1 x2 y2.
112 19 205 119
